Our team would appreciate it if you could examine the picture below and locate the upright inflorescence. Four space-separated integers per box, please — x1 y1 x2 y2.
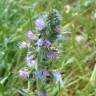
18 9 63 96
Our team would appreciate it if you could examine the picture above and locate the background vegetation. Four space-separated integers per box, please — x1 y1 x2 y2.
0 0 96 96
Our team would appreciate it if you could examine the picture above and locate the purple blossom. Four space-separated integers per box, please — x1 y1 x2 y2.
26 55 36 67
18 70 29 79
47 52 57 59
26 31 33 39
43 70 50 77
37 38 44 47
44 39 51 47
35 18 46 31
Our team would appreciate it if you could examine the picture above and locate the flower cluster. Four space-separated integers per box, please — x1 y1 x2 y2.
18 9 63 96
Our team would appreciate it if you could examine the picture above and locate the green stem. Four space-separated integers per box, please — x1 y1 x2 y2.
0 84 4 96
58 81 61 96
28 80 31 90
37 48 47 95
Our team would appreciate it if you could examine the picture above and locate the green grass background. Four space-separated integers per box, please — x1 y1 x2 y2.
0 0 96 96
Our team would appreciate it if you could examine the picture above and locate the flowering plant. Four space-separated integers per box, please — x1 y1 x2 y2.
18 9 63 96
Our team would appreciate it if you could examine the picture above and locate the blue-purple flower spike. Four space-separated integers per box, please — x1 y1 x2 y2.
18 9 62 96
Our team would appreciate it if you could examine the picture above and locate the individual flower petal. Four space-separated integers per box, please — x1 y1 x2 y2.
18 70 29 79
35 18 46 31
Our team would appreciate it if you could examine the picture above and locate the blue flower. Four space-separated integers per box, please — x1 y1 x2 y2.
35 71 43 79
37 38 44 47
35 18 46 31
26 55 36 67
